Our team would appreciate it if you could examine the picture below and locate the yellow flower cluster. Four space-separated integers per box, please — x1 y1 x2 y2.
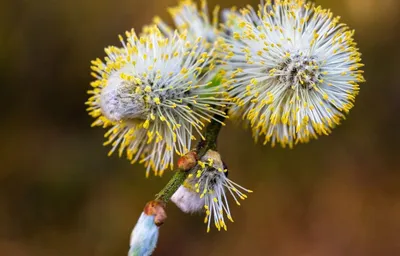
219 0 365 147
87 25 228 176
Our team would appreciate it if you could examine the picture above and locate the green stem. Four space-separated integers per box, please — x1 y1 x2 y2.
196 113 225 156
155 115 225 204
155 171 188 204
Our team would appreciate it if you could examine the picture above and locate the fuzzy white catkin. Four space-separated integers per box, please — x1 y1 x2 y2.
171 186 205 213
153 0 220 44
219 0 365 148
87 26 229 176
129 213 159 256
171 150 253 232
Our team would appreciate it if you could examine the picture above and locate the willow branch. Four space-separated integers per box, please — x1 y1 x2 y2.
155 114 225 204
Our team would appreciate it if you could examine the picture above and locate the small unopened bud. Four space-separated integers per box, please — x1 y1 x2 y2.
129 212 159 256
143 200 167 226
177 151 198 171
128 201 167 255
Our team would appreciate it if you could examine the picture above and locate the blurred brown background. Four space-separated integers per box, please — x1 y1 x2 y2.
1 0 399 255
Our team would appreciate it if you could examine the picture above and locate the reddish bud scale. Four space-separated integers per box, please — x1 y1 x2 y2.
177 151 198 171
143 200 167 226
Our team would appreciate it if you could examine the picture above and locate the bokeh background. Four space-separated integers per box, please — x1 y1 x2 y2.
1 0 400 255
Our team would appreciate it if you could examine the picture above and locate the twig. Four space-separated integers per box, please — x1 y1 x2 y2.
155 114 225 204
